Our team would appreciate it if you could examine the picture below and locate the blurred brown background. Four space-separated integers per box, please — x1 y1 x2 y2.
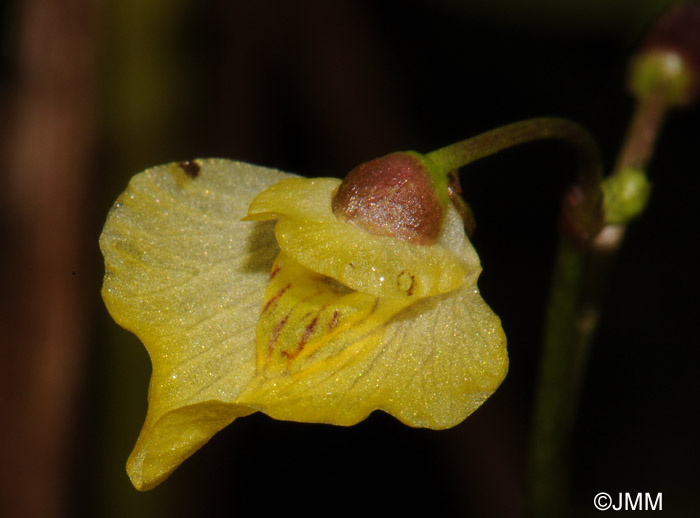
1 0 698 516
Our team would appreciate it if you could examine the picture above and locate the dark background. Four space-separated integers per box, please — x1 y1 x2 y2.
1 1 698 516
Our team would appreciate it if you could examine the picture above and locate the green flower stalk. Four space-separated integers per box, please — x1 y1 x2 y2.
529 3 700 517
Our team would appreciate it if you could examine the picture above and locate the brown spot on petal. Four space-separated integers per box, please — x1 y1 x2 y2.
397 270 416 296
328 309 341 330
177 160 201 178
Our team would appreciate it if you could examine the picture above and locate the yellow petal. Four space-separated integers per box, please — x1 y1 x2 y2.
239 206 507 429
245 177 477 299
240 270 507 429
254 252 413 376
100 159 294 490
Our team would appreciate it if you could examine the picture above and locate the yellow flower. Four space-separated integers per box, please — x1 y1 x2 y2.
100 157 508 491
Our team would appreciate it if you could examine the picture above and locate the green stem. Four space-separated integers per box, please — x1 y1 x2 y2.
528 237 585 518
568 92 669 399
613 93 668 173
427 118 606 516
527 77 672 518
425 117 603 194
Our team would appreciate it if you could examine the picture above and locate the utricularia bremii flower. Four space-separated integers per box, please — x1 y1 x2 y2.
100 150 508 490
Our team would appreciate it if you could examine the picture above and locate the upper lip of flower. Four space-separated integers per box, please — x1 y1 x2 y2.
243 176 479 299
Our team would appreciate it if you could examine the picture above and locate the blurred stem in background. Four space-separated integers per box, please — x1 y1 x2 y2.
528 3 700 516
0 0 99 517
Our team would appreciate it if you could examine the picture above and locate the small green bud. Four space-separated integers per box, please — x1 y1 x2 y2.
602 167 652 225
629 51 696 106
628 2 700 106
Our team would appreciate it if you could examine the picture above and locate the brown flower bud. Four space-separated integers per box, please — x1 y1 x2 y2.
332 152 446 245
